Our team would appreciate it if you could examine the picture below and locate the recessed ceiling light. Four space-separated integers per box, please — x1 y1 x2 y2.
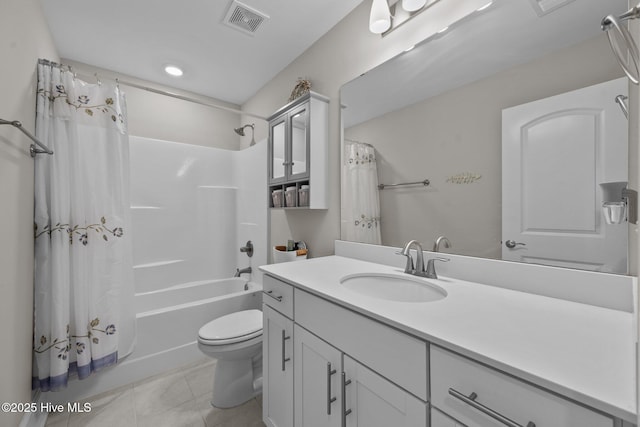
437 26 449 34
164 65 184 77
404 45 416 52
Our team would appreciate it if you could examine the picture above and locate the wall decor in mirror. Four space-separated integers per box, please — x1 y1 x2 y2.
340 0 631 274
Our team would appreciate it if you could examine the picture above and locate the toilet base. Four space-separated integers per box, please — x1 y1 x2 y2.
211 357 262 408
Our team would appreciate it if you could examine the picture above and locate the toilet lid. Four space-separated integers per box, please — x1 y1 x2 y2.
198 309 262 343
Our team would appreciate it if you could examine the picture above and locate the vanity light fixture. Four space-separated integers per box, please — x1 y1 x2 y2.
402 0 427 12
477 1 493 11
164 65 184 77
369 0 392 34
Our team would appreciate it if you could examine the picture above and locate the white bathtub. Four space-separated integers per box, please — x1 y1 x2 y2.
47 277 263 404
135 277 251 313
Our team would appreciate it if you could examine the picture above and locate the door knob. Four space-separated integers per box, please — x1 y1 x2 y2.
505 240 526 249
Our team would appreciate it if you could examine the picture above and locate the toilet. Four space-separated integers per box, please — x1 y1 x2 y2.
197 309 263 408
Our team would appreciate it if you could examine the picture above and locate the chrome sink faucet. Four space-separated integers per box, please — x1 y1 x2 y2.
433 236 451 252
397 240 425 276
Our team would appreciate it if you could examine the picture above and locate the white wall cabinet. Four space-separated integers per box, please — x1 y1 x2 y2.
267 91 328 209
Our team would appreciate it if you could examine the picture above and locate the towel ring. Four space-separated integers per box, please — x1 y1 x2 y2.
602 11 640 85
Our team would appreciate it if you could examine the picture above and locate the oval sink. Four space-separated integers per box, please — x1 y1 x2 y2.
340 273 447 303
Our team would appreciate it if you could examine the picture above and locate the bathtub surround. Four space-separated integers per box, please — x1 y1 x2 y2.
44 136 267 404
33 62 136 391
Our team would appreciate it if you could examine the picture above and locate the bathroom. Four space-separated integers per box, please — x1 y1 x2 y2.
1 0 640 426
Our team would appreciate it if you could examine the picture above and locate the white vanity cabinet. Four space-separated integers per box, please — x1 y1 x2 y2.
267 91 328 209
342 355 427 427
262 273 622 427
294 325 342 427
263 277 295 427
430 346 614 427
293 324 426 427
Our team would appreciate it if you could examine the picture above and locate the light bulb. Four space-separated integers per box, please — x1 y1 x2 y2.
369 0 391 34
164 65 183 77
402 0 427 12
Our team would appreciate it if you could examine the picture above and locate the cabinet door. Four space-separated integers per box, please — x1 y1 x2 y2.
343 355 427 427
294 325 342 427
269 114 287 184
288 102 310 180
431 408 464 427
263 305 294 427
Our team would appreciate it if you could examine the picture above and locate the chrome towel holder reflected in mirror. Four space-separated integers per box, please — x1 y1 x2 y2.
601 4 640 85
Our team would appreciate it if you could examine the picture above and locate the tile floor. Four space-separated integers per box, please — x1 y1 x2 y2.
44 358 265 427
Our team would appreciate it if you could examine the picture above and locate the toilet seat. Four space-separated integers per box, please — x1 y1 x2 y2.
198 309 262 346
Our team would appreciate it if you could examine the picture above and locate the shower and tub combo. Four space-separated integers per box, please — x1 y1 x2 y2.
45 134 268 404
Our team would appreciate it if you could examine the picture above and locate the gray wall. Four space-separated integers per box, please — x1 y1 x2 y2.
345 35 622 258
0 1 58 425
241 0 492 257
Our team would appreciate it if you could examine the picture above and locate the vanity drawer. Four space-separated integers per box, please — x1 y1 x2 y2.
430 346 613 427
295 289 428 401
263 275 294 319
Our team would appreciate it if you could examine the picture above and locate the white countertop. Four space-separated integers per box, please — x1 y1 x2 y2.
260 255 637 423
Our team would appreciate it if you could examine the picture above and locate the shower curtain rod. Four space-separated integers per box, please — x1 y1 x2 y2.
0 119 53 157
38 59 267 121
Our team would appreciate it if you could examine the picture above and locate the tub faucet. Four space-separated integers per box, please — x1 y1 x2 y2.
234 267 252 290
397 240 425 276
234 267 252 277
433 236 451 252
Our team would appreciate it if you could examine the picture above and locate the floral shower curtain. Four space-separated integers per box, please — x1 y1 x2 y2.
342 141 382 244
33 61 135 391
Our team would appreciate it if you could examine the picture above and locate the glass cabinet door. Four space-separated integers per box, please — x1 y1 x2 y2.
289 104 309 179
270 117 286 182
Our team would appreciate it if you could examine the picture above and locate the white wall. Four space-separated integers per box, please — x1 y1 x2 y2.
241 0 491 258
345 35 622 258
0 1 58 425
64 60 244 150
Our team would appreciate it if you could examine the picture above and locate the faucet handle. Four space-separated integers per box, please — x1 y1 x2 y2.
424 257 450 279
396 251 415 274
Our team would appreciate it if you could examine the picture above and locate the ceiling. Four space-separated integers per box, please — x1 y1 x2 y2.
342 0 628 127
39 0 363 106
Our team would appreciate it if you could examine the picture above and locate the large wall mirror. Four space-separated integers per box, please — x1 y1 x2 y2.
340 0 631 274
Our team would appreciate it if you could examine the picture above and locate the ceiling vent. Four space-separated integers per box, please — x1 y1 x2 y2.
223 1 269 36
528 0 576 16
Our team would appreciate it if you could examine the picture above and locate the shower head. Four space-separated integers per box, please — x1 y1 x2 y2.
234 123 256 146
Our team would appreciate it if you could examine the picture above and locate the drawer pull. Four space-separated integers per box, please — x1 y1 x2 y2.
281 330 291 371
327 362 337 415
448 388 536 427
264 290 283 302
341 372 352 427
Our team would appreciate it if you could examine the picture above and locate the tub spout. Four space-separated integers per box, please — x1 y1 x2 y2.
234 267 252 277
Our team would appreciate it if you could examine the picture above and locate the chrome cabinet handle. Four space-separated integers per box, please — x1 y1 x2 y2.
341 372 352 427
505 240 526 249
327 362 337 415
264 290 283 302
281 330 291 371
448 388 536 427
